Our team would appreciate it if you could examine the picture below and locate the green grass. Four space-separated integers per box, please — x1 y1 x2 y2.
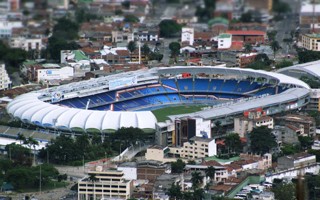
16 181 68 193
152 105 205 122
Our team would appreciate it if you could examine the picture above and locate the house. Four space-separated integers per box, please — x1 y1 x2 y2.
217 33 232 50
227 30 266 45
0 63 12 90
181 27 194 46
277 152 316 170
275 114 316 137
238 53 258 68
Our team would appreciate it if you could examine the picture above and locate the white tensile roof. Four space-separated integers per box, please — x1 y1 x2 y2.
6 93 157 132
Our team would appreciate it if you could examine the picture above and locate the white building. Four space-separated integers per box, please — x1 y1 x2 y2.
10 37 43 51
0 20 22 38
117 162 137 180
181 27 194 46
217 33 232 49
0 63 11 90
37 66 74 82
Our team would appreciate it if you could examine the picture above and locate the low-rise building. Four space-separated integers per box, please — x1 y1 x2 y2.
217 33 232 50
275 114 316 137
0 63 11 90
234 108 273 137
306 89 320 111
78 167 134 200
277 152 316 170
137 160 169 182
227 30 266 45
301 34 320 51
146 136 217 163
10 36 43 51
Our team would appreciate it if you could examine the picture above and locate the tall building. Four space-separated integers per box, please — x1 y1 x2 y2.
0 63 11 90
78 167 133 200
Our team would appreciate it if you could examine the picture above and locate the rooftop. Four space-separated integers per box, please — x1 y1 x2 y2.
227 30 266 36
286 152 315 161
218 33 231 39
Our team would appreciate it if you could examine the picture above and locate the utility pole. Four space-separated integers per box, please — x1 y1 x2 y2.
39 164 42 194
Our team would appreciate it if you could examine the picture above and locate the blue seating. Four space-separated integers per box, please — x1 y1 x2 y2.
194 79 210 91
209 79 224 91
254 87 275 96
220 80 238 92
162 79 177 89
177 79 193 91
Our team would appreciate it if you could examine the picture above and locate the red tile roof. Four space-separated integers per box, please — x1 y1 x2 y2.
227 30 266 36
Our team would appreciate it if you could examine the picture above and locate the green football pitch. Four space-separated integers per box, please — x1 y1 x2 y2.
152 105 206 122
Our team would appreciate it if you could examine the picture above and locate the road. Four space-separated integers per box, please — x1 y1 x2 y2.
274 0 301 56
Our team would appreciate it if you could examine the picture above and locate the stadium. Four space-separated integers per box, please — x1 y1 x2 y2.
6 65 311 134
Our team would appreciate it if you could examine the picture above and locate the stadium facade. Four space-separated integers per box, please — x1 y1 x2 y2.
6 66 310 135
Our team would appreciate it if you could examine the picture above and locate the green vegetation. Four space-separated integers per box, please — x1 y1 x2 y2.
124 14 140 23
75 8 102 24
300 76 320 89
275 59 293 69
297 48 320 64
0 41 27 73
159 19 182 38
272 182 296 200
39 127 150 165
272 0 291 14
171 159 185 174
247 53 272 70
47 17 80 61
249 126 277 155
195 0 216 22
152 105 204 122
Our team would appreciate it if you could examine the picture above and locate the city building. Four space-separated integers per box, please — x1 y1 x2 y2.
301 33 320 51
244 0 273 13
300 2 320 31
306 89 320 111
227 30 266 45
0 63 11 90
277 152 316 170
234 108 273 137
181 27 194 46
136 30 159 41
10 36 43 51
217 33 232 50
146 136 217 163
0 20 22 38
37 66 74 83
137 160 169 182
275 114 316 137
78 167 134 200
238 53 258 68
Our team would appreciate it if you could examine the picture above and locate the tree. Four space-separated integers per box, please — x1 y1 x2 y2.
195 0 216 22
17 133 26 145
275 59 293 69
191 171 203 189
124 15 139 23
281 144 300 155
171 159 185 173
297 49 320 64
169 42 181 62
249 126 277 155
273 0 291 14
267 30 277 42
240 11 252 23
121 1 130 9
5 144 31 166
193 188 205 200
141 43 151 61
308 149 320 162
244 43 252 53
167 183 182 200
298 136 313 150
149 52 163 62
270 41 281 60
127 41 137 61
272 183 296 200
159 20 181 38
205 166 215 180
224 133 242 155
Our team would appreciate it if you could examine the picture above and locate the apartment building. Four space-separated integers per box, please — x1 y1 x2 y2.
277 152 316 170
146 136 217 163
301 34 320 51
78 167 133 200
234 108 273 137
10 37 43 51
0 63 11 90
305 89 320 111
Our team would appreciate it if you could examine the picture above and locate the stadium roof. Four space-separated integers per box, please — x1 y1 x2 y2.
167 88 310 121
6 93 157 132
6 66 310 132
277 60 320 79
